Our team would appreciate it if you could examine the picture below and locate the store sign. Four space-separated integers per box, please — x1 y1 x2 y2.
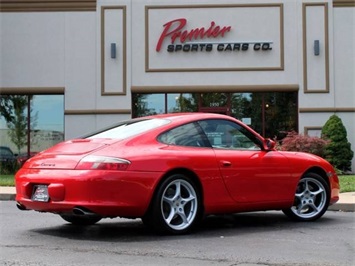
146 5 283 71
156 18 232 51
156 18 272 53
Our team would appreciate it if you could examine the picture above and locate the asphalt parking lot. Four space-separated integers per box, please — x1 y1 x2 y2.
1 200 354 266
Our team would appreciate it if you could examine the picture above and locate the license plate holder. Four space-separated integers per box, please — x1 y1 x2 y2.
32 185 49 202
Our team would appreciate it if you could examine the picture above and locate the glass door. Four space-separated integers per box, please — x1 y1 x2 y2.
198 93 231 115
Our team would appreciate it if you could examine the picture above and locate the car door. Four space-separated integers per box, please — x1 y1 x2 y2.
198 119 293 204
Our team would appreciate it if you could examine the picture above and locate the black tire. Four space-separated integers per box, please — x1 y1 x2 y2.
283 172 330 221
60 214 102 225
143 173 202 235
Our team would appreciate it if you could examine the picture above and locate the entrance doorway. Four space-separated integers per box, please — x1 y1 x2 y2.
198 92 231 115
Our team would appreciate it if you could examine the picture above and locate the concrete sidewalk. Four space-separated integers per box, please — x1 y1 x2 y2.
327 192 355 212
1 186 354 212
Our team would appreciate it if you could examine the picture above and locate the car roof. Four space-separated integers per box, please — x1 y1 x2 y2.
143 112 233 122
82 113 238 139
0 146 12 150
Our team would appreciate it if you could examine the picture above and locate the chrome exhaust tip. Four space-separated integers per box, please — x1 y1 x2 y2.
16 203 27 211
72 207 97 216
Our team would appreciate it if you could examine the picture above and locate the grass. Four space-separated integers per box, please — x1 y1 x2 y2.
1 174 354 192
0 175 15 186
339 175 355 193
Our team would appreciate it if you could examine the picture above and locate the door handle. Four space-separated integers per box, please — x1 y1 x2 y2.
220 160 232 167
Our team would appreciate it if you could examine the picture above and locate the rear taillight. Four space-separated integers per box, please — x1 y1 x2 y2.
75 155 130 170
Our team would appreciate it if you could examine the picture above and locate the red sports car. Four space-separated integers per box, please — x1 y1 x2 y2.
15 113 339 234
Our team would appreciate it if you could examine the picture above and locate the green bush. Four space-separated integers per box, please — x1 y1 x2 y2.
280 131 329 158
321 115 354 172
0 161 19 175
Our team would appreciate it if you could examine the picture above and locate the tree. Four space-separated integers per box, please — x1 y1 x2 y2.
231 93 253 119
321 115 354 172
2 95 38 155
1 95 16 123
174 93 198 112
6 96 28 154
132 94 149 117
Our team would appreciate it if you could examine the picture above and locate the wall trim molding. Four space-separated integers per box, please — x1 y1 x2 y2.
299 107 355 113
0 0 97 12
100 5 127 96
0 87 65 94
65 109 131 115
302 3 330 93
304 126 323 136
333 0 355 7
131 84 299 93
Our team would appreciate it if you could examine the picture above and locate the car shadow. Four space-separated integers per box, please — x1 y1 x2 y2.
31 212 334 242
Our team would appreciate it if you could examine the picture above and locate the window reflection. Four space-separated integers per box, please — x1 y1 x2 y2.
133 93 198 117
132 91 298 140
132 94 165 117
167 93 180 113
168 93 198 113
0 94 64 173
31 95 64 151
201 93 228 108
231 93 254 124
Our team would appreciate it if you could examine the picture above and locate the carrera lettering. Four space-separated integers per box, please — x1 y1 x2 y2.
156 18 232 52
40 163 55 167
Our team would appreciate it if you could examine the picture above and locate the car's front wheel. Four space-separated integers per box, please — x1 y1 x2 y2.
143 174 202 234
60 214 102 225
283 172 330 221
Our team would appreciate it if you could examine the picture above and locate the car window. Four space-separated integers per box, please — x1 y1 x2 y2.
158 122 209 147
86 118 170 140
198 119 261 150
0 147 14 157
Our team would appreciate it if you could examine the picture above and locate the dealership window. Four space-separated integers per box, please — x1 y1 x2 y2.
230 92 298 139
132 93 198 117
0 94 64 173
132 91 298 139
168 93 198 113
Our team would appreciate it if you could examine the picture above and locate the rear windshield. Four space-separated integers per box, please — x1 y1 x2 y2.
86 118 170 140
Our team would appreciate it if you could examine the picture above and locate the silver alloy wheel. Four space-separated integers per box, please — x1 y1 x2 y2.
160 179 198 231
290 177 327 219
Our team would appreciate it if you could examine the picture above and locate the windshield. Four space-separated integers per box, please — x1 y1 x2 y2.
86 118 170 140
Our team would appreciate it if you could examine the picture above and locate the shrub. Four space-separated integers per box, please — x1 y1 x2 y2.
321 115 354 172
0 161 18 175
280 131 329 158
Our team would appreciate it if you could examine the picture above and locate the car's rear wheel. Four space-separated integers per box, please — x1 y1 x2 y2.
143 173 202 234
60 214 102 225
283 172 330 221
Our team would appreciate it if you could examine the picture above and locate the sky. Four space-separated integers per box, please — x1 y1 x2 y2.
0 95 64 132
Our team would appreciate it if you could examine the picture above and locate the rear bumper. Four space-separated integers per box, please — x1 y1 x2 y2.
329 172 340 206
329 195 340 206
15 168 162 217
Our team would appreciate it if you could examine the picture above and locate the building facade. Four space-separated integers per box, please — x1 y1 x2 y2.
0 0 354 170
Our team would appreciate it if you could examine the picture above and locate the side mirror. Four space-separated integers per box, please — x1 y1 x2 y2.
263 138 276 151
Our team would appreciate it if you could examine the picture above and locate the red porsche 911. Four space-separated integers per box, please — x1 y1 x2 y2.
15 113 339 234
